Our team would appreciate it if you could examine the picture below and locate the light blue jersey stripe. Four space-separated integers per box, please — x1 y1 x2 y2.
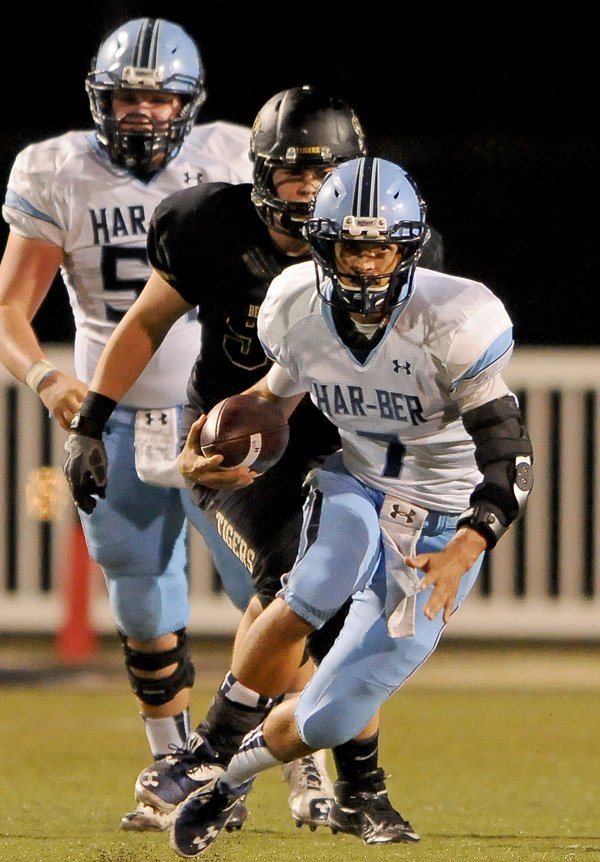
451 327 513 390
4 189 59 227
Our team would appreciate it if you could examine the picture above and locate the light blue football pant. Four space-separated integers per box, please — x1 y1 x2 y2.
79 406 255 639
285 453 483 750
79 406 189 640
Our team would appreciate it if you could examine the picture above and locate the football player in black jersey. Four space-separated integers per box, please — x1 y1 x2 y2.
63 85 444 843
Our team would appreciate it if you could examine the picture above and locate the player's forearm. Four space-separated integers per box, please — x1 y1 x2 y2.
89 315 158 402
0 305 48 382
257 363 306 419
71 317 159 439
268 391 305 421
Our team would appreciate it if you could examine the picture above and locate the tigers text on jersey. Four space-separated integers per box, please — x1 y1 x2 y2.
2 123 252 407
258 262 515 512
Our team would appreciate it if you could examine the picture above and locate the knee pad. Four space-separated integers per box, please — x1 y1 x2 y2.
119 628 195 707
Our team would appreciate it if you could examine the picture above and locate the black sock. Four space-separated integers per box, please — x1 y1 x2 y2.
195 673 278 766
332 732 380 783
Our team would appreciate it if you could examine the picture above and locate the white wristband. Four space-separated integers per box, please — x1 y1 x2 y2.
25 359 57 394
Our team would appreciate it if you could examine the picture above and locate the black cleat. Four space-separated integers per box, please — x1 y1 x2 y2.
120 732 225 832
171 779 240 857
327 768 420 845
225 796 248 831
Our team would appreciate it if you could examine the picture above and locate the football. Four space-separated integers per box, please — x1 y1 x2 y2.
199 393 290 473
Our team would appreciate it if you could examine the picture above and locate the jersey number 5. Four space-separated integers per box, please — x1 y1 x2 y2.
101 246 149 322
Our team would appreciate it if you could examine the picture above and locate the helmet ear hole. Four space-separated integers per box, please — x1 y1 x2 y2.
250 85 367 238
86 17 206 175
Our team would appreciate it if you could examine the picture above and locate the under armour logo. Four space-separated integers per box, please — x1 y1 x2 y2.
184 171 204 185
200 824 221 845
392 360 412 374
390 505 416 523
141 769 160 788
144 412 168 425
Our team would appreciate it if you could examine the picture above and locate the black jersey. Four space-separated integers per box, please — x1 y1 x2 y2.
147 182 342 458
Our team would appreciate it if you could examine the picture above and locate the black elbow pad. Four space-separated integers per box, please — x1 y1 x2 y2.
458 395 533 548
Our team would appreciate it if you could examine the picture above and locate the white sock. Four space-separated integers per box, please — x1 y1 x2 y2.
221 723 282 792
221 671 278 710
142 708 191 760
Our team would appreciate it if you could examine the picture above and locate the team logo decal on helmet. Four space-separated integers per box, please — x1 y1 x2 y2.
250 85 367 239
303 156 429 315
86 18 206 177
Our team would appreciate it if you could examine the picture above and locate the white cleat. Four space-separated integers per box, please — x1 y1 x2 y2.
282 750 334 830
120 802 174 832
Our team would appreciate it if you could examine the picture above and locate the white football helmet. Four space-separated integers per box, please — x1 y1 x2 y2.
86 18 206 176
303 156 428 315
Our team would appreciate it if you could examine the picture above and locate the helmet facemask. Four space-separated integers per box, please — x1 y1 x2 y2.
306 216 427 316
88 86 203 177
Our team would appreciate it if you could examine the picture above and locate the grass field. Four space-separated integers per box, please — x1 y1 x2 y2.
1 639 599 862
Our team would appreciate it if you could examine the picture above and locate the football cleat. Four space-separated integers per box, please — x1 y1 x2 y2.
121 733 250 833
170 778 241 857
120 802 174 832
224 796 249 832
327 768 420 845
281 750 334 830
120 793 249 834
133 732 225 814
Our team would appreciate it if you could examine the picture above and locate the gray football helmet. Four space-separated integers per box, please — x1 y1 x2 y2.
86 18 206 177
303 157 428 316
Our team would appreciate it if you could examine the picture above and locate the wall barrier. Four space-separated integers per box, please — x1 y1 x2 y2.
1 346 599 641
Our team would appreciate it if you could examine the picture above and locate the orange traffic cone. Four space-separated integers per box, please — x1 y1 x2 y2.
56 520 97 664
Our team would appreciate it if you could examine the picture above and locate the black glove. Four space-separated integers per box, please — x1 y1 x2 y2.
61 392 116 514
62 431 108 514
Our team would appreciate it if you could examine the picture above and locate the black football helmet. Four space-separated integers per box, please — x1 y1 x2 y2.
86 18 206 177
250 85 367 238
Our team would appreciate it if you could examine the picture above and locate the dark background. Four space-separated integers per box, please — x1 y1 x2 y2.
3 4 595 347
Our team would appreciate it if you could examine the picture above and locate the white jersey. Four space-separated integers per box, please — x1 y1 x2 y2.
2 123 253 407
259 263 515 512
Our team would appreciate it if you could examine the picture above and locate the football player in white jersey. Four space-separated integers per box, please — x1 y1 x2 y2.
60 95 442 844
0 17 252 832
165 156 534 856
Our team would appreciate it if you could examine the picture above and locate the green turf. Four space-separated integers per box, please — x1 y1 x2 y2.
1 676 599 861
